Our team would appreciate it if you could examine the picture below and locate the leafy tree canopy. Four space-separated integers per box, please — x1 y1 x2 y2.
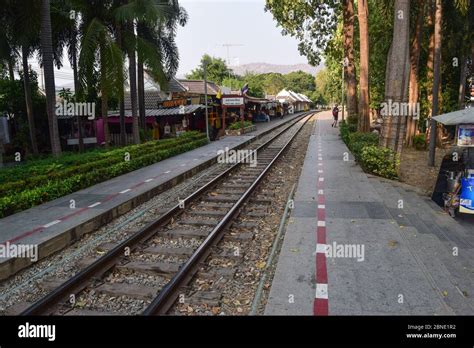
186 54 236 85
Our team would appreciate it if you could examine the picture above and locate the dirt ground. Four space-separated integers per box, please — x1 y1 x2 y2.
399 147 449 195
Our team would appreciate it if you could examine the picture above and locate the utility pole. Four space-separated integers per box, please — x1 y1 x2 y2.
342 57 348 123
204 62 210 142
342 63 345 122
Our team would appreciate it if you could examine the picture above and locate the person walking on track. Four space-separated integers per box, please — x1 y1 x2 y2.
332 104 339 128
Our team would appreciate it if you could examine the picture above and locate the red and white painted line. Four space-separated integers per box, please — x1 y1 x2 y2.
314 131 329 316
0 150 222 245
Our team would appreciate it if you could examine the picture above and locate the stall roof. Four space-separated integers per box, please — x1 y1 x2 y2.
245 95 270 104
108 104 204 118
178 79 220 95
433 108 474 125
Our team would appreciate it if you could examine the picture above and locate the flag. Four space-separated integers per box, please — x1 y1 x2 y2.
241 83 249 95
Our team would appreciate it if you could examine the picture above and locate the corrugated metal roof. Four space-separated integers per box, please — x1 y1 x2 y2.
108 104 204 118
433 108 474 125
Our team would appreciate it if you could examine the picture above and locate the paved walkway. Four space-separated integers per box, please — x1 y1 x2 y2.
0 112 307 279
265 111 474 315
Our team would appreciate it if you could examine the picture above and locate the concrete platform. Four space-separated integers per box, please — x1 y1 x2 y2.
265 111 474 316
0 112 309 280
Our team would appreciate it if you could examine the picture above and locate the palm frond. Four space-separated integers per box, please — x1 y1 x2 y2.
135 34 166 87
78 17 104 90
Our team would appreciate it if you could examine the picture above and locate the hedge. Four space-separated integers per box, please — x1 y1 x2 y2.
0 132 206 197
0 135 208 218
0 132 204 183
339 121 399 180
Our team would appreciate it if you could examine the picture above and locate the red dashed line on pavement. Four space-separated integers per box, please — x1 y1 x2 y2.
314 135 329 316
0 155 210 245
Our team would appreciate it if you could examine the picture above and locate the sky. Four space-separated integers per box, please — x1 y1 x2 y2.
31 0 308 89
175 0 307 77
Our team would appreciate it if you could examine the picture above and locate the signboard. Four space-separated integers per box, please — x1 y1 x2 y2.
457 124 474 147
460 177 474 214
162 98 187 108
222 97 244 106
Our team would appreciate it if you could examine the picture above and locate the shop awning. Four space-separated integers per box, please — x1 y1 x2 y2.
433 108 474 126
108 104 204 118
245 95 269 104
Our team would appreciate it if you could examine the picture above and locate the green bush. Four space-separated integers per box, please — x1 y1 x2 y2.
360 145 399 180
347 115 358 126
413 134 426 150
347 132 379 160
228 121 253 130
339 121 352 144
0 132 206 196
0 131 204 183
340 123 399 180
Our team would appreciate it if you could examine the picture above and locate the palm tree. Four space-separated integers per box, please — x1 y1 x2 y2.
113 1 127 146
0 7 16 82
357 0 370 132
379 0 411 154
40 0 62 156
3 0 41 155
78 0 124 147
116 0 187 143
126 19 140 144
63 7 85 151
21 46 40 155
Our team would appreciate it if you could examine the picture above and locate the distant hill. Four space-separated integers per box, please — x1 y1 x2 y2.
230 62 322 76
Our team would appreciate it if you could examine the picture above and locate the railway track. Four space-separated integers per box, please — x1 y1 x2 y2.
20 112 315 316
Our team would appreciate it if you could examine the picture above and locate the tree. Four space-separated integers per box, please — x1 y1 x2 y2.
3 0 41 155
133 0 187 140
314 68 340 105
284 71 316 94
40 0 61 156
357 0 371 132
343 0 358 119
78 0 124 147
406 0 425 146
379 0 411 154
428 0 442 166
187 55 234 85
114 0 186 143
264 0 338 66
265 0 357 116
262 73 286 95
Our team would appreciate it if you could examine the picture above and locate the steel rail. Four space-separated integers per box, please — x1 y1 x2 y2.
20 111 315 315
143 113 315 315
